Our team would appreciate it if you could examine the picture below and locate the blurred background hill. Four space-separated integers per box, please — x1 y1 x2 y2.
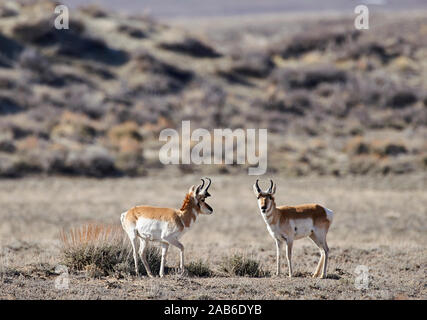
0 0 426 178
62 0 427 18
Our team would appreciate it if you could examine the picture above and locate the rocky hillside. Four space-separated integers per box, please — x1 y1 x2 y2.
0 0 426 177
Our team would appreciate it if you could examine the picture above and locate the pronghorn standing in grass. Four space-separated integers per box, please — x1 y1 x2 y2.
253 179 333 278
121 178 213 277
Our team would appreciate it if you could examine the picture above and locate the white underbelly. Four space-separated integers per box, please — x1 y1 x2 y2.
292 219 314 240
136 218 172 241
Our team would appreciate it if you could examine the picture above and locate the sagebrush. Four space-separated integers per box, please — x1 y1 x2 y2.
60 224 161 277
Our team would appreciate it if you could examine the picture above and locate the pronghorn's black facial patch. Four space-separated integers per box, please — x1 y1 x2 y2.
195 194 213 214
204 202 213 212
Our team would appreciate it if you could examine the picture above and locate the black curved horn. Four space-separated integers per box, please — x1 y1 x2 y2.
255 179 262 193
267 179 274 193
203 177 211 197
196 178 205 194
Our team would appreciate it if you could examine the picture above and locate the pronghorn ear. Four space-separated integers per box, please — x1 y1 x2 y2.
253 184 260 196
189 185 197 195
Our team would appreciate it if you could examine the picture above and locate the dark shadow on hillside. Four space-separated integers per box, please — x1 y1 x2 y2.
159 37 222 58
0 97 24 115
0 33 24 67
13 18 129 66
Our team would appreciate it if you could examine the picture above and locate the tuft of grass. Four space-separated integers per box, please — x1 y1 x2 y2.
59 223 161 277
220 254 268 277
186 259 213 277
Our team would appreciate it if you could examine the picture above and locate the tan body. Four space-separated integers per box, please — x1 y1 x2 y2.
254 181 333 278
121 181 213 277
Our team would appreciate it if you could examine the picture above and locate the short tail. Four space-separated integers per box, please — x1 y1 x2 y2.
324 207 334 224
120 211 127 229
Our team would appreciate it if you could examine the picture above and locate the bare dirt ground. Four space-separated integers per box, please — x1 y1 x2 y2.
0 174 426 300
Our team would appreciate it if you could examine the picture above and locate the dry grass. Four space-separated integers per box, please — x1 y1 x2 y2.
59 223 161 277
60 223 122 248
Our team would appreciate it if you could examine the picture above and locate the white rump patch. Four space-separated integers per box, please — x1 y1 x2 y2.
324 207 334 223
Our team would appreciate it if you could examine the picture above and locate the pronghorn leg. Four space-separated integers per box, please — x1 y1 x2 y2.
314 253 325 278
275 239 282 276
159 242 169 278
320 241 329 279
310 233 325 278
285 239 293 278
138 238 154 278
129 232 139 276
165 238 185 274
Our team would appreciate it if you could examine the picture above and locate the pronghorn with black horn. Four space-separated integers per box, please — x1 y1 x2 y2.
253 179 333 278
121 178 213 277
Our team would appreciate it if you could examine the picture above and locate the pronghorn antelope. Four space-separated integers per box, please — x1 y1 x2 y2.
121 178 213 277
253 179 333 279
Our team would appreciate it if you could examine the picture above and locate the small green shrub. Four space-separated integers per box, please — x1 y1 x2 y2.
220 254 268 277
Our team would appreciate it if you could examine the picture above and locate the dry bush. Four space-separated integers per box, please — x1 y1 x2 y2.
0 1 19 18
348 154 379 175
63 86 107 119
60 223 161 277
158 36 221 58
117 25 146 39
17 48 71 88
262 89 313 116
0 96 24 115
108 122 142 146
345 136 371 156
80 4 109 18
387 90 418 109
63 146 118 177
271 65 347 90
229 51 274 78
370 140 408 157
127 50 193 95
272 27 359 59
186 260 213 278
51 111 98 143
220 254 268 277
0 139 15 153
343 138 408 158
107 121 144 174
